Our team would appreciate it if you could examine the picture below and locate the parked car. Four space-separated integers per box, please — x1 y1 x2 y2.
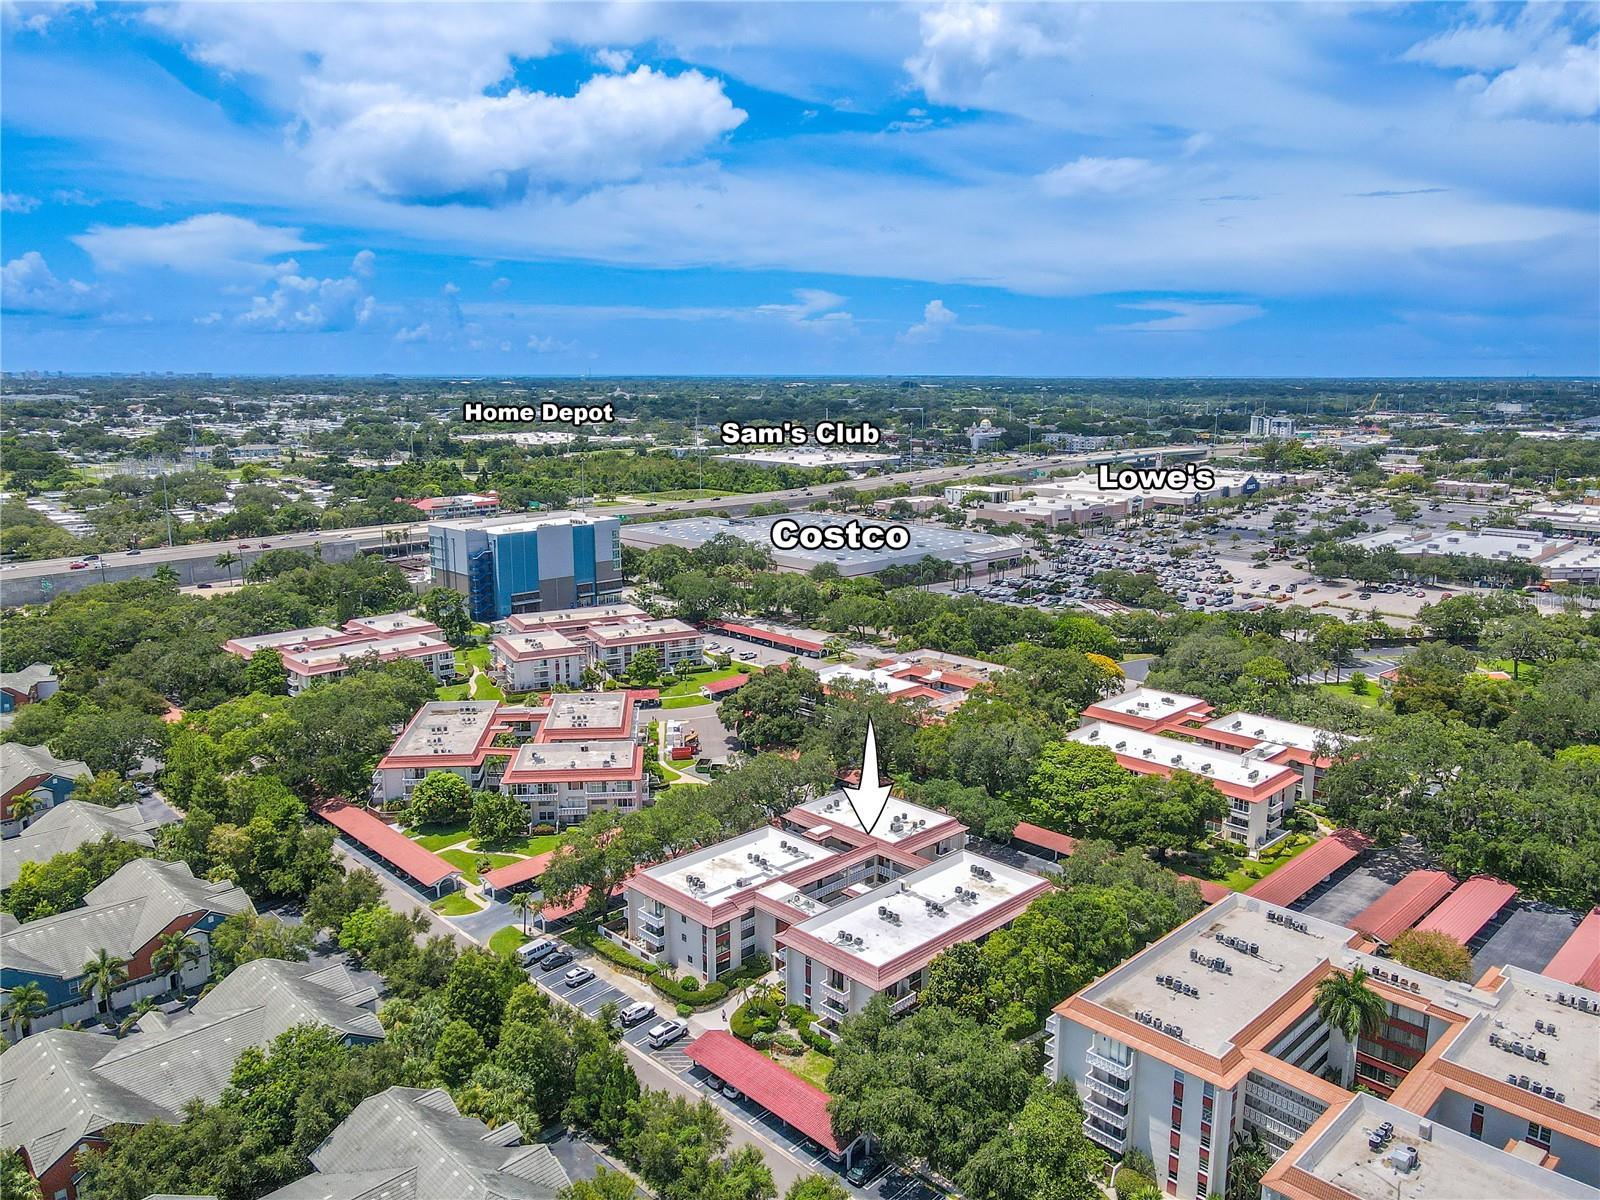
562 966 595 989
620 1001 656 1027
648 1019 687 1049
540 949 575 971
516 938 557 966
846 1156 889 1186
721 1082 742 1100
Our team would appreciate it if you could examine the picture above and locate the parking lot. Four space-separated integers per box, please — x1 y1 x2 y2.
524 937 943 1199
1295 842 1437 927
1469 901 1583 979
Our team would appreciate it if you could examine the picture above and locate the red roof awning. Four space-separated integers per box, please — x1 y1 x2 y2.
1414 876 1518 944
703 673 751 696
1351 870 1458 944
314 800 460 888
1543 909 1600 986
711 621 825 654
481 851 555 891
1012 822 1079 858
1245 829 1372 907
684 1032 845 1154
1180 875 1233 905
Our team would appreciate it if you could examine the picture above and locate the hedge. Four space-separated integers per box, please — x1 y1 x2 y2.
653 955 773 1012
567 927 660 979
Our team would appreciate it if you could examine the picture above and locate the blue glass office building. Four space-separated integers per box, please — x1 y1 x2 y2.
429 512 623 620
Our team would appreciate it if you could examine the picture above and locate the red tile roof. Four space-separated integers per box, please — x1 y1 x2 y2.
1413 875 1518 944
711 621 825 654
684 1032 845 1154
1544 909 1600 987
701 673 750 697
481 852 556 891
314 799 460 888
1245 829 1372 907
1350 870 1458 944
1012 822 1079 857
1181 875 1234 905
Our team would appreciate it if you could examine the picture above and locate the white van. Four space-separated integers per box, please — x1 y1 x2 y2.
516 938 557 966
647 1019 687 1049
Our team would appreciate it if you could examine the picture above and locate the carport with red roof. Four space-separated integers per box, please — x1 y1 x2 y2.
315 799 462 897
1245 828 1372 908
1413 875 1518 946
480 851 555 902
1543 909 1600 988
1350 869 1458 944
685 1031 866 1165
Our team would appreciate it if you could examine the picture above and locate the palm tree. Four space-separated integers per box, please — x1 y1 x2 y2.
8 790 47 826
3 982 48 1039
1314 964 1388 1086
153 563 180 587
152 931 203 995
80 949 129 1017
214 551 240 585
118 996 158 1039
510 891 534 936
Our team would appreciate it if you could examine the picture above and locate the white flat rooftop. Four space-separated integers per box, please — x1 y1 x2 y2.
1201 712 1363 755
347 612 437 634
1287 1094 1598 1200
543 693 630 731
1070 722 1299 791
584 618 701 643
794 790 953 844
1443 968 1600 1120
389 701 499 757
494 630 585 657
791 851 1039 970
284 632 449 670
646 826 839 905
1091 686 1208 720
511 739 636 775
509 604 647 630
230 626 343 653
1083 894 1353 1056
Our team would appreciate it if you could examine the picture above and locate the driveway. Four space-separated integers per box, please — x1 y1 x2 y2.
668 703 741 765
448 894 523 945
332 842 473 949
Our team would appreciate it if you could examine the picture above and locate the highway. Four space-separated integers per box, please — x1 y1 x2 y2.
0 444 1235 605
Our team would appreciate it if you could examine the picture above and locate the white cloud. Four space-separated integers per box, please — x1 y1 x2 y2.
2 193 40 213
1475 36 1599 120
194 311 222 325
73 213 315 276
1038 156 1163 198
595 47 632 73
528 333 577 352
394 322 432 343
491 276 511 293
904 298 957 342
237 271 375 332
351 249 376 277
1104 300 1265 333
1 251 108 315
297 65 745 202
906 3 1078 105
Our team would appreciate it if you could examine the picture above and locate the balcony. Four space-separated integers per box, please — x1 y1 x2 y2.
1086 1071 1130 1103
821 995 850 1018
1083 1119 1127 1154
887 991 918 1016
1085 1048 1133 1080
821 978 851 1001
639 914 665 937
1083 1092 1130 1126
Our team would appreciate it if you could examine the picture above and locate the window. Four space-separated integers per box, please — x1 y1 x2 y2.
1167 1157 1179 1184
1470 1103 1485 1141
1527 1122 1553 1150
1195 1175 1208 1198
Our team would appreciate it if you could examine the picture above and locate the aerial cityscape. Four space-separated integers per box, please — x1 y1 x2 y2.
2 4 1598 1200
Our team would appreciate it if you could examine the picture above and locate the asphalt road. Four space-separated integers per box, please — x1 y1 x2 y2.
0 443 1239 605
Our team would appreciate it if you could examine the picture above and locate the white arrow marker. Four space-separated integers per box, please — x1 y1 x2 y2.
842 717 894 836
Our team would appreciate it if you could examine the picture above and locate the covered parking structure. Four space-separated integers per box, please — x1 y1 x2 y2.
1350 869 1458 945
314 799 462 898
1246 828 1372 908
1414 875 1518 948
1544 909 1600 989
710 621 825 658
684 1031 866 1167
480 852 555 903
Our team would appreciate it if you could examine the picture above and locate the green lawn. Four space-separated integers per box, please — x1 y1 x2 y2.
490 926 531 956
463 645 492 670
471 674 505 701
782 1049 833 1089
470 833 559 857
431 892 484 916
658 665 746 698
634 488 736 501
435 682 470 700
439 847 523 884
406 821 471 850
1196 833 1319 892
661 695 715 710
1319 680 1381 708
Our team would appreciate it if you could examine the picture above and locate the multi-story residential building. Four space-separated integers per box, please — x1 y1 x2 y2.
777 790 969 863
1 742 90 838
0 858 252 1039
428 511 623 620
778 850 1049 1030
1250 414 1298 439
1049 891 1600 1198
582 617 705 676
1262 1092 1597 1200
370 693 646 827
2 958 381 1200
404 491 501 520
0 800 157 889
224 612 455 695
816 657 984 717
489 629 589 693
505 603 648 636
1070 721 1301 849
1076 687 1361 845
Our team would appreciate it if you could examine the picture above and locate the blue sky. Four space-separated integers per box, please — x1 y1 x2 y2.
2 1 1596 376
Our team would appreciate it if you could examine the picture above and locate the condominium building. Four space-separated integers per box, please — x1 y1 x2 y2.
1250 414 1298 439
582 618 705 675
370 693 646 827
505 603 648 636
778 850 1049 1029
489 630 588 693
404 491 501 520
1077 687 1361 845
0 800 157 889
816 657 985 717
0 663 58 717
1 742 90 838
224 612 454 695
1049 892 1600 1198
428 511 623 620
